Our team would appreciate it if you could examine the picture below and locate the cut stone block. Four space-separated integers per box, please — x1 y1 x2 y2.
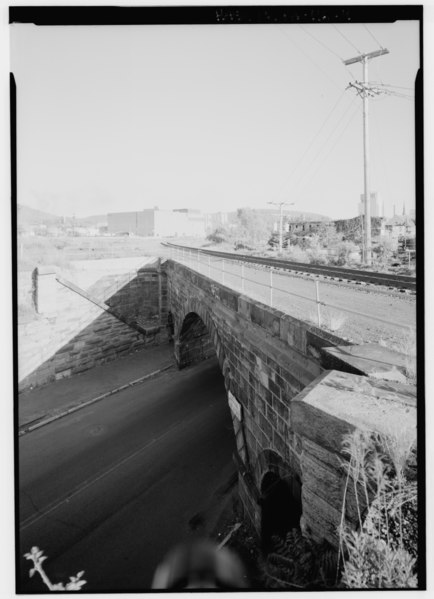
321 343 412 383
292 369 416 547
292 369 416 455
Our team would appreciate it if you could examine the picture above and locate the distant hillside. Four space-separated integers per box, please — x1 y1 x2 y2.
18 204 107 227
18 204 61 225
75 214 107 227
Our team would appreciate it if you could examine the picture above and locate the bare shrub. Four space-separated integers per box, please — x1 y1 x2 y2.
24 547 86 591
285 245 309 263
324 309 347 332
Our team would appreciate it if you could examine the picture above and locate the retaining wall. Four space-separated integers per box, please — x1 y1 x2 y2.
18 261 169 391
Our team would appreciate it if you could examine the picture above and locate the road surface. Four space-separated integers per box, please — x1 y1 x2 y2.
18 358 237 592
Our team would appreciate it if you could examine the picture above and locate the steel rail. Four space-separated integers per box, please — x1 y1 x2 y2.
163 244 415 333
162 242 416 291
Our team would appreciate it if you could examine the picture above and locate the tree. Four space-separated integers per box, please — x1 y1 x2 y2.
206 227 230 244
372 237 397 266
235 208 273 246
316 223 343 248
334 241 360 266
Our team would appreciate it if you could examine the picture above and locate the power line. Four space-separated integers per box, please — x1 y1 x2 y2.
298 24 358 81
370 82 414 91
290 94 360 194
362 24 383 50
299 24 343 60
272 88 347 202
354 83 414 100
332 24 362 54
277 26 342 91
343 63 357 81
381 90 414 100
296 101 361 199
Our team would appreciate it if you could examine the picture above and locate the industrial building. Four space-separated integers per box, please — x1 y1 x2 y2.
107 208 206 238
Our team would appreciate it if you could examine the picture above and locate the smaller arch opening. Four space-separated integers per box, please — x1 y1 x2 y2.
260 471 302 552
178 312 216 368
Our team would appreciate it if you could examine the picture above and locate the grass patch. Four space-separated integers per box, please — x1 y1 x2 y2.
338 429 418 589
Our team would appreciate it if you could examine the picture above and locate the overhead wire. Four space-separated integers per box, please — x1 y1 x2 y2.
382 91 414 101
362 24 383 50
332 24 362 54
295 99 362 200
368 84 414 100
298 24 357 81
370 82 414 91
299 24 343 60
270 24 360 205
289 93 360 195
272 22 407 209
272 88 348 203
277 25 342 91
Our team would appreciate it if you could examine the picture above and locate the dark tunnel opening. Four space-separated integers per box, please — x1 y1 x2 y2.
260 471 302 553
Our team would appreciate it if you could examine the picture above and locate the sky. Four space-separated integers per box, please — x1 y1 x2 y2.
10 17 420 220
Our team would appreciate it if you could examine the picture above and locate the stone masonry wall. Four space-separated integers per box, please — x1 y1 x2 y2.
166 260 417 549
18 263 169 391
102 269 162 326
292 370 417 547
166 261 350 529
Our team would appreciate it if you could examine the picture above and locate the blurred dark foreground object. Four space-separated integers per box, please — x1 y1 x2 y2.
152 540 249 589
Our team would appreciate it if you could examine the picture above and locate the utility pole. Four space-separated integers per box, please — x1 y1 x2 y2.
344 48 389 266
268 201 294 253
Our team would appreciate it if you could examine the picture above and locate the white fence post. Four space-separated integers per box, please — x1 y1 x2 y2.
270 268 273 307
241 263 245 293
315 280 321 327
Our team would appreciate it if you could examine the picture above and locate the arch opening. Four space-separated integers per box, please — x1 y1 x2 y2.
177 312 216 369
260 471 302 552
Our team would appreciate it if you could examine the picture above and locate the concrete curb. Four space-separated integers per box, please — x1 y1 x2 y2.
18 364 174 437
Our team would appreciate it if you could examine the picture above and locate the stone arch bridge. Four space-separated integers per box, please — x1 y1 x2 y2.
166 260 416 549
21 258 416 550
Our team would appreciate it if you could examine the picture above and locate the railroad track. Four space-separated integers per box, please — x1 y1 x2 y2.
162 242 416 293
